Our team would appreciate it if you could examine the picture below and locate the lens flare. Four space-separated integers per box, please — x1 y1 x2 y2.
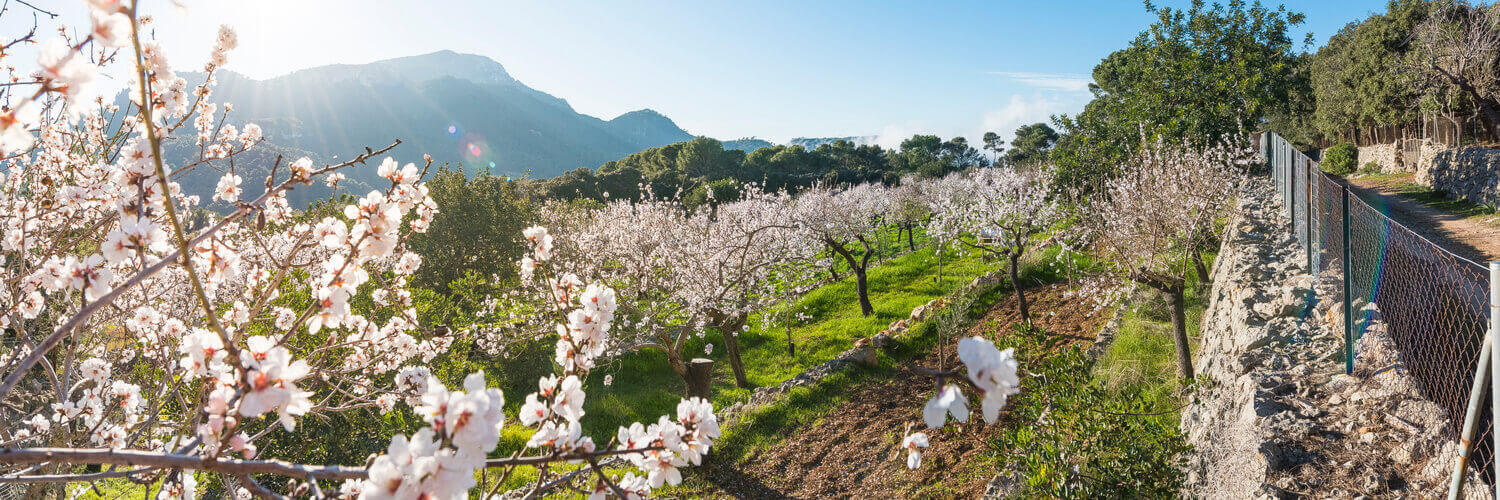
459 133 491 166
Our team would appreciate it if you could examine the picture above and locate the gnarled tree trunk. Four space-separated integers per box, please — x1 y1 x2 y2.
1192 250 1210 284
1134 273 1194 380
1008 251 1029 325
710 311 752 388
827 236 877 316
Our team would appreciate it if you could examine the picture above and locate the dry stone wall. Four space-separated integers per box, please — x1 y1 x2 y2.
1357 142 1403 173
1418 146 1500 208
1180 178 1489 498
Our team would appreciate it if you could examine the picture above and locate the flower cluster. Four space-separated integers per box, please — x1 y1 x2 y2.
358 372 505 499
907 336 1021 469
956 336 1021 423
353 226 718 498
45 357 143 449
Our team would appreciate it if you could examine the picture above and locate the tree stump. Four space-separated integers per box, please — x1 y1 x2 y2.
686 358 714 399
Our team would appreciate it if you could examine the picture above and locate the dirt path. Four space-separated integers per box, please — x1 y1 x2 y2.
696 283 1106 498
1344 175 1500 263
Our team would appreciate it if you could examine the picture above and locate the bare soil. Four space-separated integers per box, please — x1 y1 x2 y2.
694 283 1106 498
1344 174 1500 262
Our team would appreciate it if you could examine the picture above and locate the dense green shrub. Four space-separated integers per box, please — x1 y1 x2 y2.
1323 142 1357 175
986 324 1190 498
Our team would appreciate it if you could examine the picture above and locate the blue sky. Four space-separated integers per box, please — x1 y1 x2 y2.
43 0 1391 146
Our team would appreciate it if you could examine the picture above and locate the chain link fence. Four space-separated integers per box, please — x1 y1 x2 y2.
1265 131 1495 484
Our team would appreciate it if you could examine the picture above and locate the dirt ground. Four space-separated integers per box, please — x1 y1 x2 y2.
1345 175 1500 262
695 283 1107 498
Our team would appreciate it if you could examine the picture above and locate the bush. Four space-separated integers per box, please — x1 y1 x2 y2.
1323 142 1357 175
986 324 1190 498
1361 161 1381 174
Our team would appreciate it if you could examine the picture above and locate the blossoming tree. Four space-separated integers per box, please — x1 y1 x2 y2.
535 187 819 389
0 4 716 498
792 183 890 316
1087 136 1245 379
888 177 930 252
668 188 822 388
928 168 1060 324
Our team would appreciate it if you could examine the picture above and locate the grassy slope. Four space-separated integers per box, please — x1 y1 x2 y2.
582 242 994 438
662 248 1078 496
1091 252 1215 422
482 240 999 492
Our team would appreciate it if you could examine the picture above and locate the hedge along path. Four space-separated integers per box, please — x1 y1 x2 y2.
687 283 1109 499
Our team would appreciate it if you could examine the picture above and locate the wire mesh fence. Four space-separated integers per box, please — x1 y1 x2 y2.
1265 131 1495 483
1314 172 1344 278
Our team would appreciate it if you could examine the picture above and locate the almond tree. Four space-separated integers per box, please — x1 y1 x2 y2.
889 177 930 251
671 188 822 388
1088 136 1245 379
0 5 715 497
536 187 817 389
1414 1 1500 140
793 183 891 316
928 168 1060 323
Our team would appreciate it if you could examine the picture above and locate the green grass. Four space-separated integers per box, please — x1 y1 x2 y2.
661 260 1023 497
1090 254 1214 423
575 242 996 441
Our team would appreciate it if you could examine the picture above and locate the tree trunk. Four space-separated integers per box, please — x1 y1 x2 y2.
854 267 874 316
1167 288 1194 380
666 348 688 380
829 237 877 316
686 358 714 399
1192 250 1210 284
1008 253 1029 324
719 316 751 388
906 224 916 251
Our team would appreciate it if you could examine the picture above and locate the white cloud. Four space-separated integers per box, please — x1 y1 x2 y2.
868 92 1089 154
987 71 1093 93
875 124 919 150
978 94 1079 143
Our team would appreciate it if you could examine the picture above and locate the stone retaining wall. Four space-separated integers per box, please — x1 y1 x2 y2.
1418 146 1500 208
1358 143 1403 173
1180 178 1488 498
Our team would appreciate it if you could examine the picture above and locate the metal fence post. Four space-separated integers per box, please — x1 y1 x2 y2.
1343 186 1353 375
1449 335 1492 499
1491 261 1500 500
1290 152 1298 229
1306 163 1315 273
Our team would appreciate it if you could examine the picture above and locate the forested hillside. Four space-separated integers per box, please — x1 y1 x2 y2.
529 134 994 203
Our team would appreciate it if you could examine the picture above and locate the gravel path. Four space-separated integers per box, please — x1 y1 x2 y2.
1344 175 1500 263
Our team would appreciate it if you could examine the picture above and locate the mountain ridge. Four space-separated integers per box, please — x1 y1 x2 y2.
159 51 693 181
